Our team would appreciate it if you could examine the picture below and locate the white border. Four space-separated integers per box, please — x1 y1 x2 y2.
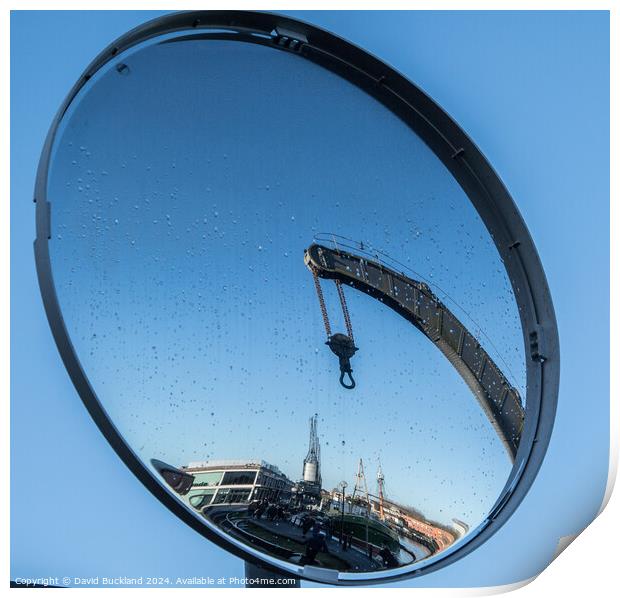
4 2 616 596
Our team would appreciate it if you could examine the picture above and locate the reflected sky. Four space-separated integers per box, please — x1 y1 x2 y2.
47 36 525 531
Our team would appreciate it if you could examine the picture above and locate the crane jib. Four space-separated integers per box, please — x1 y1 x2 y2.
304 243 525 462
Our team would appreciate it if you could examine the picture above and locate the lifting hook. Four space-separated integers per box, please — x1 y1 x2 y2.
339 367 356 390
326 333 358 390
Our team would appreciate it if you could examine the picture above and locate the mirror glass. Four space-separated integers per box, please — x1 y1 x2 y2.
46 33 527 576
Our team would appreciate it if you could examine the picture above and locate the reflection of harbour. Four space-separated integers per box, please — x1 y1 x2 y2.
153 414 463 572
325 462 457 560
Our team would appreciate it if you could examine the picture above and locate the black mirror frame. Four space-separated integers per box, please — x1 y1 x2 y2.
33 10 560 586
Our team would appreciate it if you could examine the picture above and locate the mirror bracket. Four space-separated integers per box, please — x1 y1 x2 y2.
529 326 548 363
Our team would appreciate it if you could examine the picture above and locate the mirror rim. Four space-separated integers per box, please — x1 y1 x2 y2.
33 9 560 585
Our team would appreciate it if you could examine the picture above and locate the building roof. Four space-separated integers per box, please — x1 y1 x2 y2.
183 459 288 477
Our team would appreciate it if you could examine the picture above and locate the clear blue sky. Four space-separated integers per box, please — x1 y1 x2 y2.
11 10 609 588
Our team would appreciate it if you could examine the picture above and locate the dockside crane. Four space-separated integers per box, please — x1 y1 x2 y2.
304 240 525 461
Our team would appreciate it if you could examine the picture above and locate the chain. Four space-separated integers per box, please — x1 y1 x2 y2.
335 280 354 343
311 267 355 343
311 267 332 339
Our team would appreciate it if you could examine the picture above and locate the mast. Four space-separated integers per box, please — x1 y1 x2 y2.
352 458 370 514
352 458 371 549
377 464 386 521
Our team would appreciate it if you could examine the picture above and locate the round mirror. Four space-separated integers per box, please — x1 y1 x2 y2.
35 11 559 585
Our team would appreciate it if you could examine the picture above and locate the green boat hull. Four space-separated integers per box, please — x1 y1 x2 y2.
330 513 400 552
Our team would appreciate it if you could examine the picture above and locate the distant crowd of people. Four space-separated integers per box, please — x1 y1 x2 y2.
300 514 331 537
247 499 286 521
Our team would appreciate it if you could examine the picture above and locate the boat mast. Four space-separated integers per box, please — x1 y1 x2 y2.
352 458 371 515
377 464 386 521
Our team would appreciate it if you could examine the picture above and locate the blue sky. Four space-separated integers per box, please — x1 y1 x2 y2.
11 10 609 588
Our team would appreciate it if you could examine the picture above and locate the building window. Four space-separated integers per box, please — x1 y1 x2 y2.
221 470 257 486
213 488 251 504
192 471 223 487
188 490 216 510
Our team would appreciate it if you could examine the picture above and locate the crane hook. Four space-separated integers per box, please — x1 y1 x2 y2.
339 368 356 390
326 333 358 390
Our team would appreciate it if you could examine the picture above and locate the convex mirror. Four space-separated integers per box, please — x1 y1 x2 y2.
35 10 559 586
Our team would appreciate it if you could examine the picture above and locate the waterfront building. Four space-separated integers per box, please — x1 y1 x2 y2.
181 459 294 511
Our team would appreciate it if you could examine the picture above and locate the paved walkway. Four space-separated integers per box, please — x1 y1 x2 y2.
251 517 381 572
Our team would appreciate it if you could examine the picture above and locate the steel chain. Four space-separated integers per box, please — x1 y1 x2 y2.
311 267 332 339
335 280 355 343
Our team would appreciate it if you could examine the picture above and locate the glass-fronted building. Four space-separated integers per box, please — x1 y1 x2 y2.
181 459 293 511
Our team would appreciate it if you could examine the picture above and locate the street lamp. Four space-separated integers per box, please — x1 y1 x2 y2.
339 481 348 545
